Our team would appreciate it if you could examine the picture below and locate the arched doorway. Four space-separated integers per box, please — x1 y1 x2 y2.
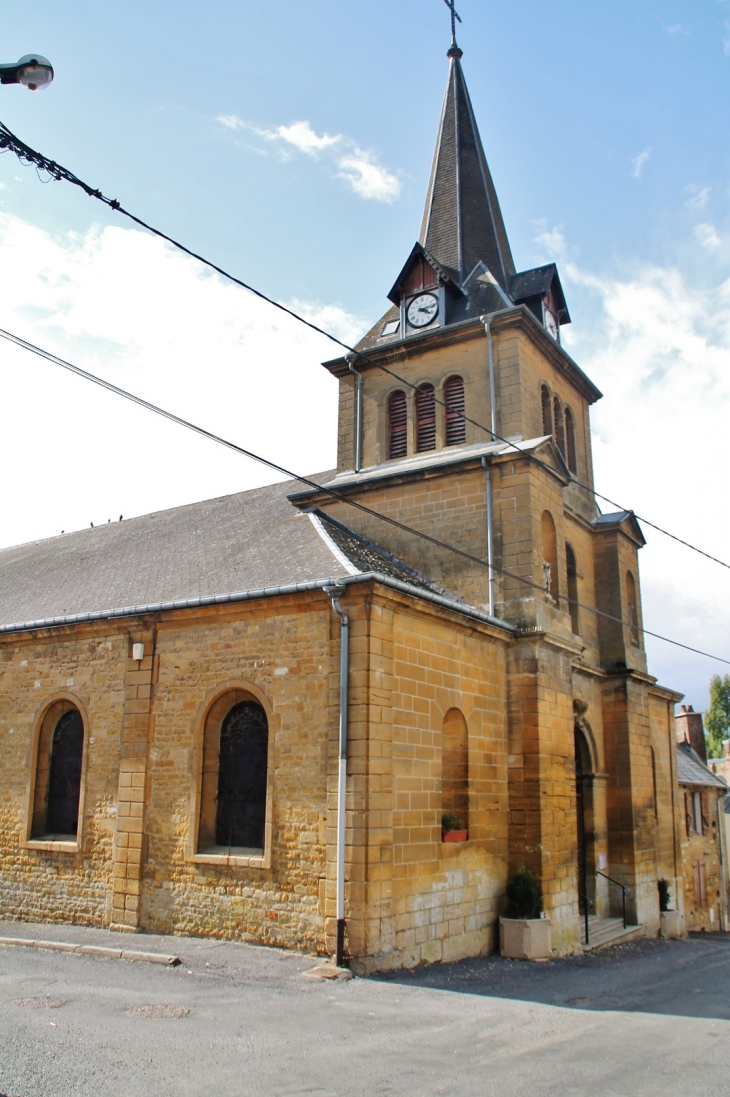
575 725 595 913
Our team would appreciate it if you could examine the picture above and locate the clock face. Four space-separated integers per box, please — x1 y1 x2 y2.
544 307 559 341
407 292 439 328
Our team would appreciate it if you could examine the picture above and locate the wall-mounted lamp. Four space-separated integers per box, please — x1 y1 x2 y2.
132 643 145 662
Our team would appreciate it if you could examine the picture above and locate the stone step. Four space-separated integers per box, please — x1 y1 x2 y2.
580 916 644 951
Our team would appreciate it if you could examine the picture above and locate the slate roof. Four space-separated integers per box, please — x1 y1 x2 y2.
419 49 515 290
0 478 439 631
677 742 728 789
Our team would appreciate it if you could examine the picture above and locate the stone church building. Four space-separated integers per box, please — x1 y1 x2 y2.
0 41 685 970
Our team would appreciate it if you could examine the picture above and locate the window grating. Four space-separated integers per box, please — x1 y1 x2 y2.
216 701 268 849
444 376 466 446
46 709 84 836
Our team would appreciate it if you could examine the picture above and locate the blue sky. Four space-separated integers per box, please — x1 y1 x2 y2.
0 1 729 708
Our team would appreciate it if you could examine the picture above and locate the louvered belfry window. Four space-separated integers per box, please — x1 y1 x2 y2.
541 385 552 436
216 701 268 849
416 383 436 451
444 376 466 446
388 390 408 459
46 709 84 836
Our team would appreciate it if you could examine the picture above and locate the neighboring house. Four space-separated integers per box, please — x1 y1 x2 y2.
676 706 728 932
0 35 684 969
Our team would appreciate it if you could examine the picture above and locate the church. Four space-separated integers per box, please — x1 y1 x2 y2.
0 31 686 970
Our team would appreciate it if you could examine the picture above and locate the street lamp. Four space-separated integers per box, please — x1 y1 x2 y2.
0 55 54 91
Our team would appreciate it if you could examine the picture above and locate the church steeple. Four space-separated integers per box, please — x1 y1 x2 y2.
419 46 515 290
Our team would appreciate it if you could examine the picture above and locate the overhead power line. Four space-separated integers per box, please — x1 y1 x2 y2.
1 118 728 573
1 323 728 668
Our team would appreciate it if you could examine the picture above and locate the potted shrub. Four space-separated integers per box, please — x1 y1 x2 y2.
658 878 682 939
499 865 552 960
441 814 468 843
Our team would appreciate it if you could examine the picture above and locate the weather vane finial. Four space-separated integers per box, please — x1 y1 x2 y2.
443 0 462 49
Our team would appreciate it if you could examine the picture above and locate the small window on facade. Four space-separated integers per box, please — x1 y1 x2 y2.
46 709 84 836
541 385 552 436
442 708 469 834
388 390 408 459
381 319 400 337
566 543 580 635
564 407 577 473
444 376 466 446
554 397 566 459
415 383 436 452
541 510 559 604
626 571 640 647
216 701 269 850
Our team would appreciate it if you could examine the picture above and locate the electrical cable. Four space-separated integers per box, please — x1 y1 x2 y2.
1 323 728 668
0 117 728 575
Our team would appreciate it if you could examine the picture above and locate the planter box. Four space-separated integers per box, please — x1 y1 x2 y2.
499 917 552 960
660 910 682 940
442 829 468 843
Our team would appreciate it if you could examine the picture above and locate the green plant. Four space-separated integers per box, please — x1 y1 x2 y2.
707 675 730 759
658 878 671 913
505 864 542 920
441 814 461 833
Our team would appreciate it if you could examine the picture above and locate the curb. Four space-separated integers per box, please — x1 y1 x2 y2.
0 936 180 966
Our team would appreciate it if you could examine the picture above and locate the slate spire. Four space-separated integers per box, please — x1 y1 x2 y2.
419 47 515 290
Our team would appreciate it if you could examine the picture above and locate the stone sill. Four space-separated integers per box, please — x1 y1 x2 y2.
24 838 79 853
192 847 267 869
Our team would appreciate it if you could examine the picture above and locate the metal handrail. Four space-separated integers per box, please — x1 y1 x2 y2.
578 892 593 945
596 870 631 928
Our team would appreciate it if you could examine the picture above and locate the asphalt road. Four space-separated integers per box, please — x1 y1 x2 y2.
1 922 729 1097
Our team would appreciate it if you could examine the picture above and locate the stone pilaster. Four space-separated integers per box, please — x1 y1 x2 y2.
110 626 156 931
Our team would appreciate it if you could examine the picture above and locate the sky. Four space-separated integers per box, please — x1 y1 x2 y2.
0 1 729 711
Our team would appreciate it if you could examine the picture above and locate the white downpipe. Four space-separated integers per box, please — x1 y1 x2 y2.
481 316 497 616
327 585 349 966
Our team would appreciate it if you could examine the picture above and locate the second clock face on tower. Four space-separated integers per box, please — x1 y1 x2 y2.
407 292 439 328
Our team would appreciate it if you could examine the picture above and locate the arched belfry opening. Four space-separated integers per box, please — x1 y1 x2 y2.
574 723 596 914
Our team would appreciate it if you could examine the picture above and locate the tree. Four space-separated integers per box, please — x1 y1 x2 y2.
706 675 730 759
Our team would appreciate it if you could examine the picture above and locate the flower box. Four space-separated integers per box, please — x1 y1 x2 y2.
442 829 468 843
659 910 682 940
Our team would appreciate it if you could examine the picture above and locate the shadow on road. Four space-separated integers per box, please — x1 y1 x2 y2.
371 935 730 1021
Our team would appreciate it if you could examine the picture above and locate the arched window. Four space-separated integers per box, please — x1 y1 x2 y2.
553 397 566 459
442 708 469 833
444 376 466 446
541 385 552 436
415 383 436 452
541 511 559 603
566 543 580 635
32 705 85 838
626 571 640 647
388 390 408 459
215 701 269 850
564 407 577 473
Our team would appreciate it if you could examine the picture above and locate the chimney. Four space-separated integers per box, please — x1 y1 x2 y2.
675 704 708 764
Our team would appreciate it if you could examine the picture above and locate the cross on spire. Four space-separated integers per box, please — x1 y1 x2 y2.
443 0 462 48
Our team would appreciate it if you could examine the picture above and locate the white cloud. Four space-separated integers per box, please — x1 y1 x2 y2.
694 222 721 249
214 114 401 202
336 150 401 203
632 148 651 179
561 254 730 707
684 184 711 209
664 23 689 37
0 211 365 549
